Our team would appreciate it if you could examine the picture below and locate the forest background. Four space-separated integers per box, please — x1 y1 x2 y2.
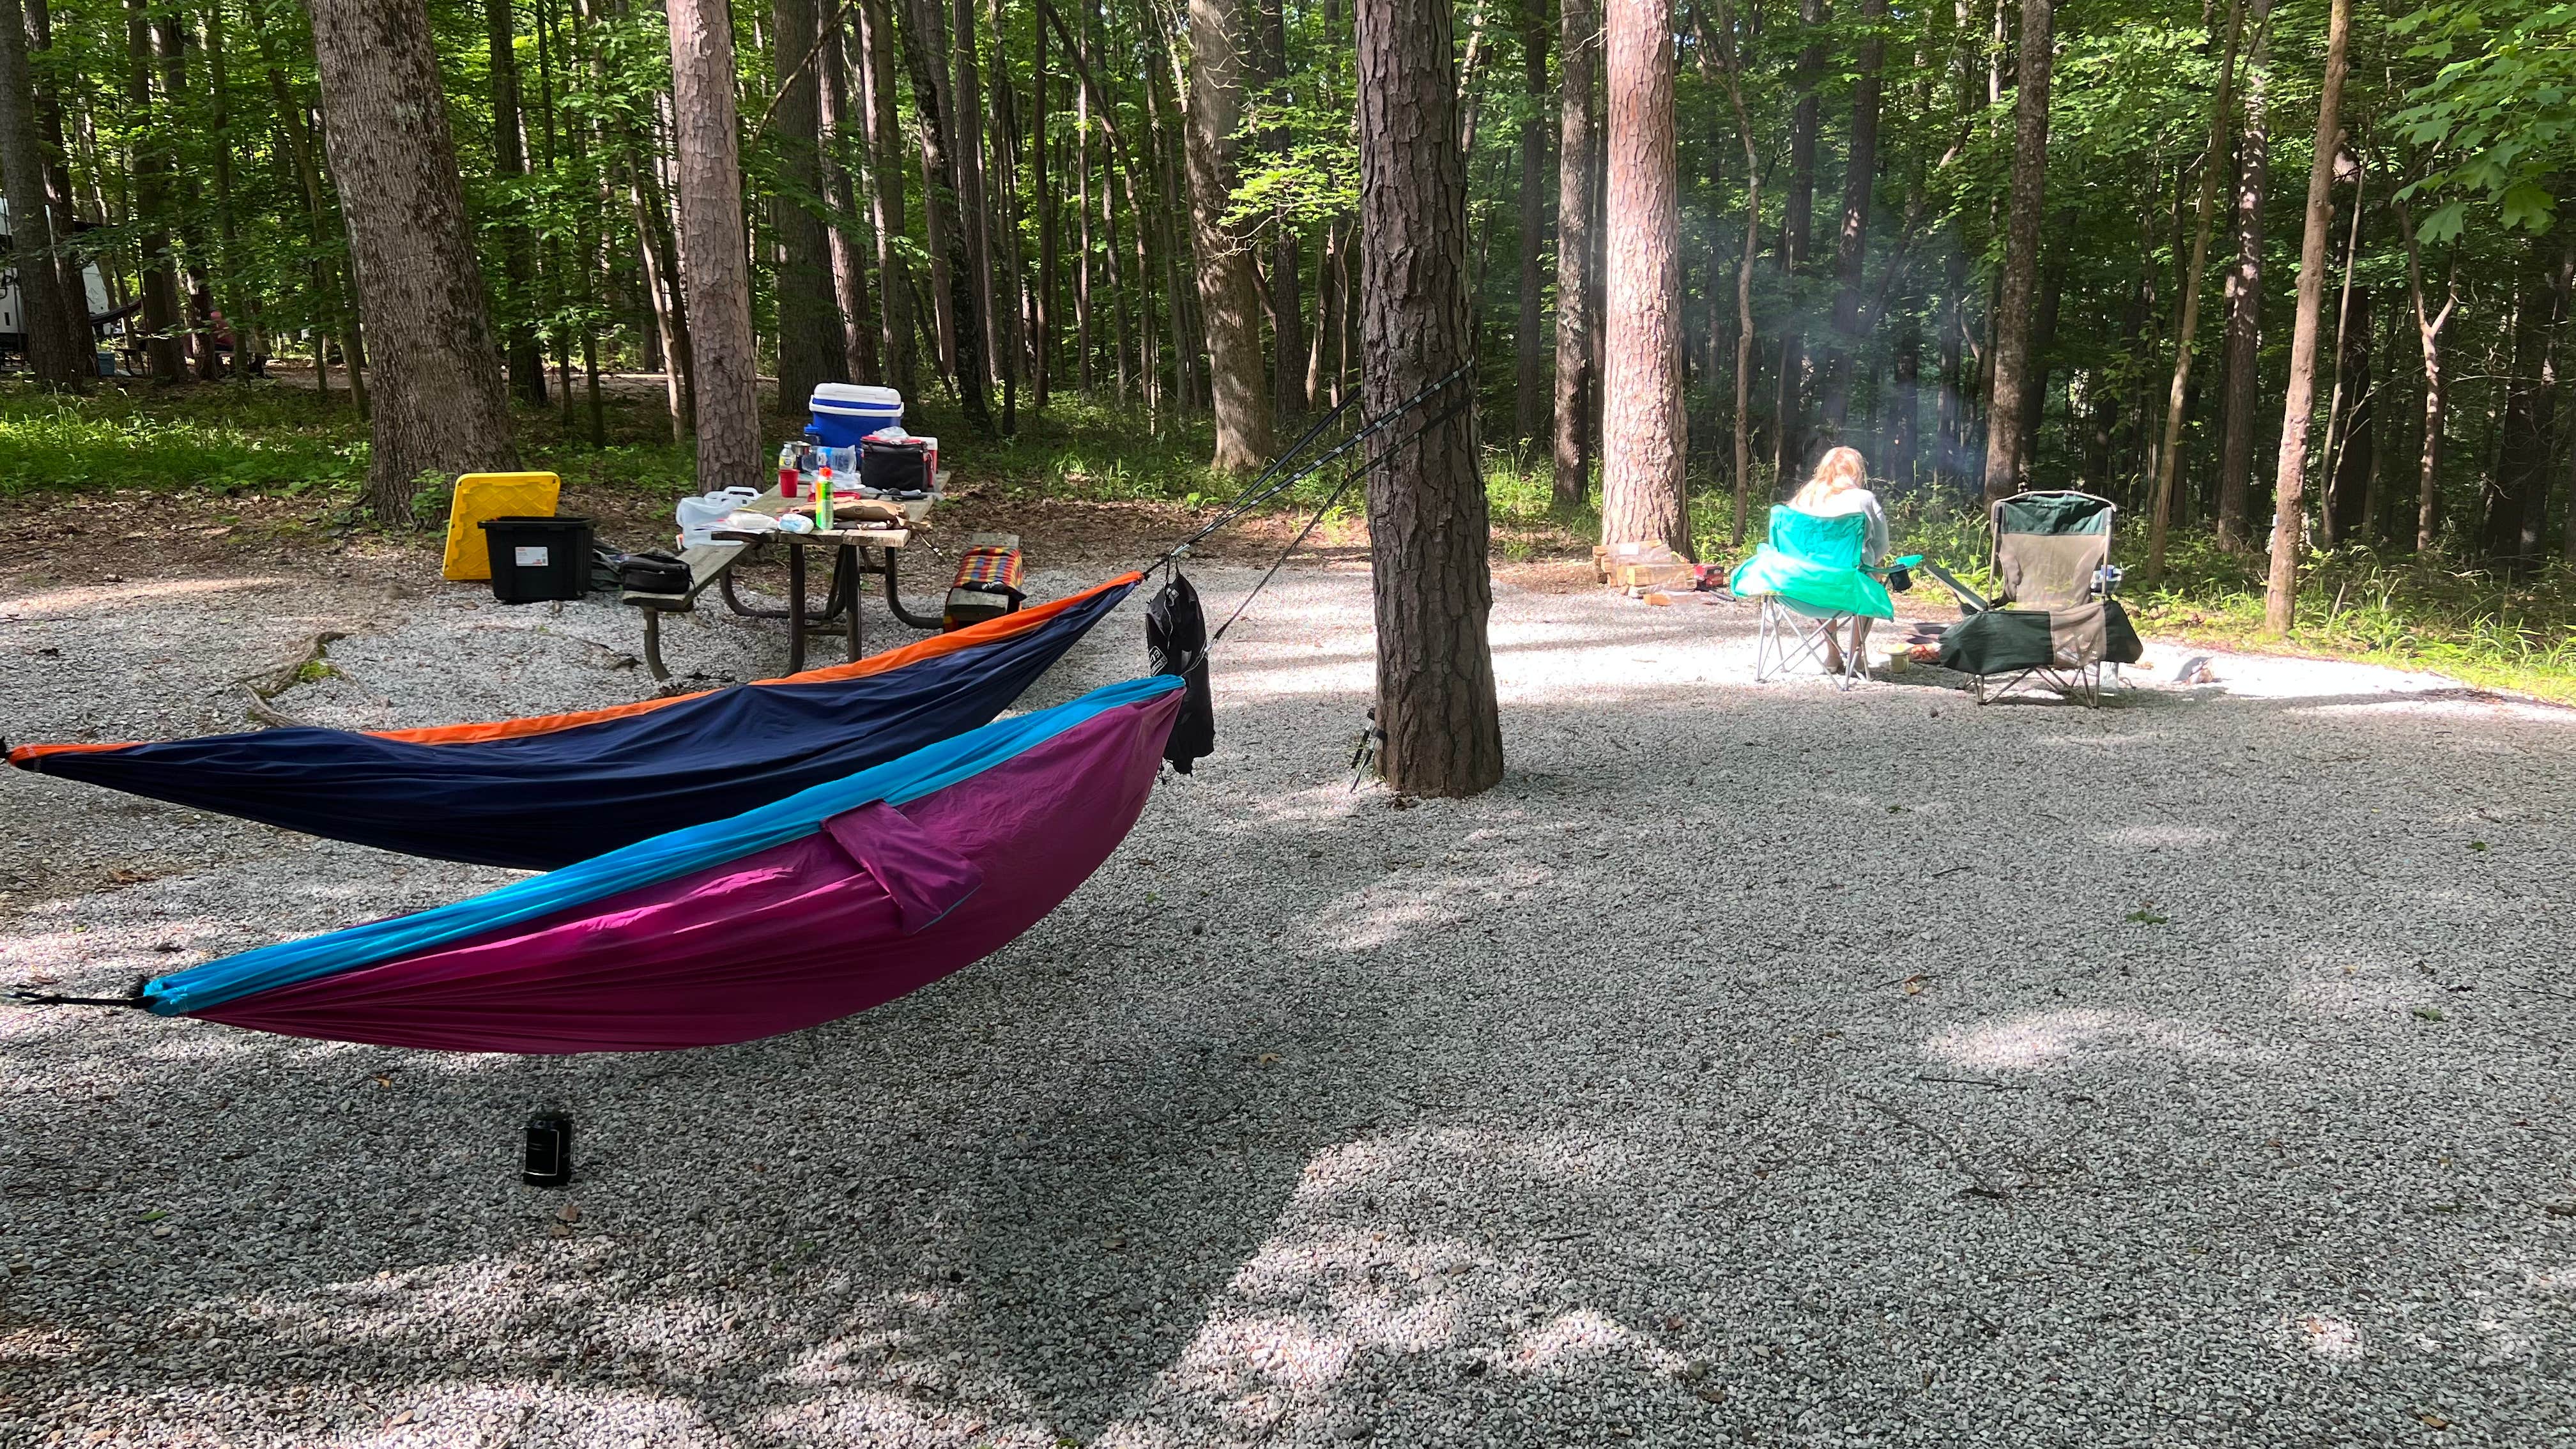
0 0 2569 695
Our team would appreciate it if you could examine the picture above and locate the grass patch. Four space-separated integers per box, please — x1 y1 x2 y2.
0 383 367 497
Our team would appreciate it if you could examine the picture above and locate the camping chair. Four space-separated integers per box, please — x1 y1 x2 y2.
1728 507 1904 690
1927 491 2143 705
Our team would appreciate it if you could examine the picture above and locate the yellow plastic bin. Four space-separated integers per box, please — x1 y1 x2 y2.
443 471 562 581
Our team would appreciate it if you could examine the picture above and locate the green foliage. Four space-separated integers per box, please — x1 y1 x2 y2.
2391 0 2576 236
0 384 366 498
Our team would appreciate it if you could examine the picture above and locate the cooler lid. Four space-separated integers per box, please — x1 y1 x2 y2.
812 383 902 408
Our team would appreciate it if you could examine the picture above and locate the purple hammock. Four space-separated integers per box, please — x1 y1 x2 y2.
130 677 1183 1054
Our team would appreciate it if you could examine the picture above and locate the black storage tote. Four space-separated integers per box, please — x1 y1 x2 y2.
480 516 594 603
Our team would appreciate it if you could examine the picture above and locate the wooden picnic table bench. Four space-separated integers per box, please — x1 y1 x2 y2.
621 485 941 680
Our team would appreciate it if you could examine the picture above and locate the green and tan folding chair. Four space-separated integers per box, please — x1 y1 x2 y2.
1929 490 2143 705
1728 506 1905 689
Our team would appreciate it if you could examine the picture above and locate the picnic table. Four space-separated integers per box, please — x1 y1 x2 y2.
620 484 940 680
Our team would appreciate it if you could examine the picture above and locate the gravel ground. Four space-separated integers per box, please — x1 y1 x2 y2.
3 556 2572 1448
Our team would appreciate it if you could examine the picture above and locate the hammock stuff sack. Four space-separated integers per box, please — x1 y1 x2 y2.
132 677 1184 1054
9 574 1140 871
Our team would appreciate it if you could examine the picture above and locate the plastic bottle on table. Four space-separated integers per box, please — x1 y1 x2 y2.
815 463 834 532
776 443 800 498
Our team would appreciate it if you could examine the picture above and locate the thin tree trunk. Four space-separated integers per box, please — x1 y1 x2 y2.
1032 6 1053 406
2258 0 2349 636
818 13 880 381
2317 141 2366 544
255 13 365 410
900 0 993 429
1770 0 1823 484
986 0 1027 431
856 0 915 395
1183 0 1274 469
953 0 998 388
1510 0 1551 445
305 0 516 518
0 0 80 385
1551 0 1598 507
1356 0 1501 797
666 0 763 486
490 0 547 403
1979 0 2053 501
123 0 183 381
27 0 83 346
2214 0 2273 546
1257 0 1301 420
1818 0 1886 433
2398 222 2452 551
774 0 848 409
1599 0 1687 555
1073 40 1093 392
2145 0 2245 580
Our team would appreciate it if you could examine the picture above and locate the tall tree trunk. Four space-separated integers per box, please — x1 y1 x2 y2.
490 0 547 403
1979 0 2052 501
1818 0 1886 433
1356 0 1501 797
2324 286 2373 542
123 0 183 381
1770 0 1823 484
773 0 848 409
1599 0 1685 553
1032 7 1053 406
1551 0 1597 506
27 0 82 344
2145 0 2245 580
900 0 993 429
818 14 880 381
305 0 515 518
1511 0 1550 445
986 0 1027 432
1257 0 1301 419
1183 0 1273 470
665 0 763 486
2258 0 2347 636
2487 249 2568 564
2214 0 2273 546
256 13 366 410
1072 31 1093 392
2400 219 2453 551
856 0 915 395
2317 142 2367 544
951 0 1000 390
0 0 80 385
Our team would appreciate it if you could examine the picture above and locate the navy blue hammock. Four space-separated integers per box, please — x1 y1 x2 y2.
7 574 1139 871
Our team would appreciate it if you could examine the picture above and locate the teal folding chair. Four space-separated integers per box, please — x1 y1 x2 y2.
1728 507 1911 689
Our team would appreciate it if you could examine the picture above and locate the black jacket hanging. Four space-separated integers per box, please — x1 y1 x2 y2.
1146 571 1216 773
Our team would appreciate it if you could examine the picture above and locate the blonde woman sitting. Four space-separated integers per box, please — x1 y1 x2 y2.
1727 447 1897 682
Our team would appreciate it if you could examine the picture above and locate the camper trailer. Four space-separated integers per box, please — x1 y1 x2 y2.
0 197 116 366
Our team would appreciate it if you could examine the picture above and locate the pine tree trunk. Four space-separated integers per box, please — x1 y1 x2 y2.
855 0 915 395
26 0 82 346
2258 0 2348 635
1598 0 1686 555
664 0 763 486
1818 0 1885 433
1979 0 2053 502
1073 43 1093 392
1183 0 1273 470
2487 254 2566 564
1356 0 1501 798
305 0 516 518
1551 0 1597 507
2214 0 2273 546
0 0 80 386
